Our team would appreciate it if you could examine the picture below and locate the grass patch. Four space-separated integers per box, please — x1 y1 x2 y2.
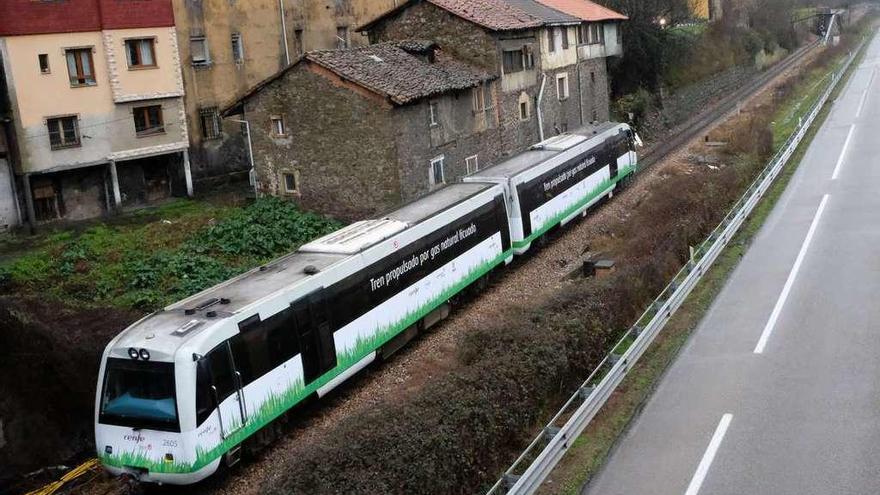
541 30 873 495
0 198 342 312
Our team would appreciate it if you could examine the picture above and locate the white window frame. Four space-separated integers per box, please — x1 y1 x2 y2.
429 101 439 126
556 73 569 101
429 156 445 186
270 115 286 136
190 36 210 66
231 33 244 64
465 154 479 174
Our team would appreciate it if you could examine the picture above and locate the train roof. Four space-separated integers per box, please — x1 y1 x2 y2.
300 182 497 254
108 183 501 358
466 122 625 180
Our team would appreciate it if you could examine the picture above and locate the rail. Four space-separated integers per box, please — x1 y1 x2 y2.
487 36 865 495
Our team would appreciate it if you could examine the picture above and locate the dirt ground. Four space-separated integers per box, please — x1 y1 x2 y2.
6 44 823 495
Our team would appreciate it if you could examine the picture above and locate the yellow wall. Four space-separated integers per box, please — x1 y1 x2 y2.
692 0 710 19
172 0 395 156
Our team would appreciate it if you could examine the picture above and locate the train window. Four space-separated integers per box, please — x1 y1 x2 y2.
195 360 213 426
99 358 180 432
207 345 236 402
265 308 300 367
232 325 273 384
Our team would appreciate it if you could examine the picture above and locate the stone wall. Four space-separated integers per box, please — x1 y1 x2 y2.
394 84 505 200
366 1 500 71
244 64 400 221
577 57 611 124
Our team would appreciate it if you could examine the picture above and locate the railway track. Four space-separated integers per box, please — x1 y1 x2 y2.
639 40 820 170
30 39 822 495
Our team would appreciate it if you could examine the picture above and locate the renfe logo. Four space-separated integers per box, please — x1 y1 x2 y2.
124 433 146 443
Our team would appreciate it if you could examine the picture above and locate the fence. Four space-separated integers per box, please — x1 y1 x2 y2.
488 37 864 495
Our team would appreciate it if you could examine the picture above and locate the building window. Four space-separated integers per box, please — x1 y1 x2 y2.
31 177 61 222
231 33 244 64
133 105 164 136
556 73 569 100
281 171 300 194
65 48 95 86
125 38 156 69
429 101 439 126
271 115 286 136
578 23 605 45
199 107 221 140
548 29 556 53
472 86 486 113
191 36 210 66
336 27 350 49
47 116 80 149
38 54 50 74
295 29 304 56
562 27 570 49
519 100 529 120
465 155 479 174
430 156 445 186
502 45 534 74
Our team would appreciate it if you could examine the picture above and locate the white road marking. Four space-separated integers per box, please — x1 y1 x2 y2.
855 69 875 118
831 125 855 180
754 194 829 354
684 413 733 495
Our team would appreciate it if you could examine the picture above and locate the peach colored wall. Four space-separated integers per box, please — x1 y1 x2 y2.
103 27 184 101
1 29 187 173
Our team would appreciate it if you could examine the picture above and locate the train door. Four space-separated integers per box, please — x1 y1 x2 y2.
203 341 247 439
291 289 338 384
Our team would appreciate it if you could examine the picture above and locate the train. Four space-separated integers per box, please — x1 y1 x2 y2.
94 122 640 485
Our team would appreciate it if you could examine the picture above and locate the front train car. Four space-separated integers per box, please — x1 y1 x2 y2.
94 313 217 484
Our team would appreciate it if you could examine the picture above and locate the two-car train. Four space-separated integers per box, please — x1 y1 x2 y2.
94 122 639 484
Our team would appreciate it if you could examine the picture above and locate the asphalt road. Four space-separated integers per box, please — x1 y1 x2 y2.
584 33 880 495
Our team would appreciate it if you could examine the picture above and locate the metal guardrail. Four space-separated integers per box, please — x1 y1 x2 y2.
488 38 865 495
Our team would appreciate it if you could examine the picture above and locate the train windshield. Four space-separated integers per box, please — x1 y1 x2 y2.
99 358 179 432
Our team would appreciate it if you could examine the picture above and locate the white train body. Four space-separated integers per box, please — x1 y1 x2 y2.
94 124 637 484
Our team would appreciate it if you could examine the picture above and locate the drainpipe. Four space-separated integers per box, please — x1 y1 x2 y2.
227 118 258 198
279 0 291 66
537 72 547 141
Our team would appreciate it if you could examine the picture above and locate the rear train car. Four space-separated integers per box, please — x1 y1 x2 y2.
94 183 511 484
464 122 638 254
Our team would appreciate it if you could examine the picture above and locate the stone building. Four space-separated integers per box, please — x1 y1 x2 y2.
223 41 499 220
223 0 626 220
171 0 397 185
359 0 625 155
0 0 191 226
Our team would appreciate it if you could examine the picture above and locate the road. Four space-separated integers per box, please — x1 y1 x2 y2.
584 33 880 495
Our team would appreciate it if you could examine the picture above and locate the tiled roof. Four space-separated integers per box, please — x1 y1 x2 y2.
534 0 628 21
359 0 544 33
306 42 494 105
504 0 581 24
428 0 543 30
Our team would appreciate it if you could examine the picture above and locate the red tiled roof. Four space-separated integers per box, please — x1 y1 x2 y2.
534 0 628 21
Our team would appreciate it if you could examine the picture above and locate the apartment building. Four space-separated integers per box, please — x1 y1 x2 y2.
0 0 190 225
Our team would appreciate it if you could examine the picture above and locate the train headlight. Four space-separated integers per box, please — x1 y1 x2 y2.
128 348 140 360
139 349 151 361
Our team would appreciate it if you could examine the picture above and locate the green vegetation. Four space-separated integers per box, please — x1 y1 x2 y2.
542 25 873 495
0 198 342 311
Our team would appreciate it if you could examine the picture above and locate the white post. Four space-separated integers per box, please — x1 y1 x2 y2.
279 0 290 65
109 160 122 207
182 149 194 197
